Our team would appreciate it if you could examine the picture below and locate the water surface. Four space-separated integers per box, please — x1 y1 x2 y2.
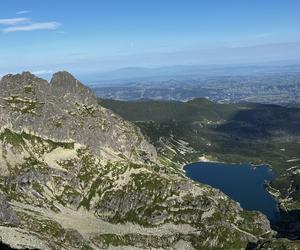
184 162 279 221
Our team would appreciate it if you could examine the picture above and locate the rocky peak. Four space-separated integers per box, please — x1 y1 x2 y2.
1 71 36 82
0 72 48 91
0 71 157 164
50 71 97 105
50 71 79 89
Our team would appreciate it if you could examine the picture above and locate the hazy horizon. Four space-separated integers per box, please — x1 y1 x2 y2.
1 1 300 77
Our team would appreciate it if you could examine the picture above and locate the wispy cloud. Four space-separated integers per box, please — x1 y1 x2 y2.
3 21 61 33
16 10 30 15
0 14 61 33
0 17 30 25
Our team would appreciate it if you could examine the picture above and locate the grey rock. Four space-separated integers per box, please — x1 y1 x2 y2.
0 193 20 226
0 71 157 164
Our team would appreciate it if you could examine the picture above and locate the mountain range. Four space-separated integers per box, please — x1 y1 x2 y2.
0 72 276 249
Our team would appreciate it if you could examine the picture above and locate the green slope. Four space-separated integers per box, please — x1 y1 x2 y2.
100 98 300 214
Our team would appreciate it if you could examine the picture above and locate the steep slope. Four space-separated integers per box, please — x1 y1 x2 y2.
100 98 300 241
0 72 272 249
0 72 156 164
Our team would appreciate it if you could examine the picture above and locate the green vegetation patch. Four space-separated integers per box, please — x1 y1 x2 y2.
3 95 44 114
92 233 181 249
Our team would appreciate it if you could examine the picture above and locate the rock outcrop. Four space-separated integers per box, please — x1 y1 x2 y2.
0 193 20 226
0 71 156 164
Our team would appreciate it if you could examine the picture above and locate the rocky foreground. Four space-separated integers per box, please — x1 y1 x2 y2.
0 72 274 249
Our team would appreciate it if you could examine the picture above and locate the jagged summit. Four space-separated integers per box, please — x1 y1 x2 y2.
1 71 88 88
50 71 97 105
0 71 48 91
0 71 97 107
1 71 76 83
50 71 84 90
0 70 157 163
51 70 77 82
1 71 77 82
1 71 37 81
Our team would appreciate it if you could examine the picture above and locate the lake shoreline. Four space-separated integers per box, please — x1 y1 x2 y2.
184 161 280 221
195 154 273 170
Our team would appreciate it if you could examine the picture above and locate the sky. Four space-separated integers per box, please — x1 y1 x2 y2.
1 0 300 77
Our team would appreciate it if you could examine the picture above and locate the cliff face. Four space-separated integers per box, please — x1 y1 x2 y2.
0 72 272 249
0 71 157 164
0 193 20 226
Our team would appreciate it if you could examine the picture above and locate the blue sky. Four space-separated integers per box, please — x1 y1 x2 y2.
1 0 300 77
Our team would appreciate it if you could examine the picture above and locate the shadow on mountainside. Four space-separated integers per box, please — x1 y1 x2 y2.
197 104 300 176
100 98 300 242
0 242 39 250
273 209 300 240
0 243 15 250
245 210 300 249
211 104 300 241
213 103 300 140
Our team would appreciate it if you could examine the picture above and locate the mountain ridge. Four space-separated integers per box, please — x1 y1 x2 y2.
0 71 157 164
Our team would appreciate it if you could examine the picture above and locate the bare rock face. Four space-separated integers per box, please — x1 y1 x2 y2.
0 71 157 164
0 193 20 226
50 71 97 105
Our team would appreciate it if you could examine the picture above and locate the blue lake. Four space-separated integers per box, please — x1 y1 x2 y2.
184 162 279 221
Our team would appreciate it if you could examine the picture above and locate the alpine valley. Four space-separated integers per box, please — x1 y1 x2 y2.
100 97 300 249
0 71 279 250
